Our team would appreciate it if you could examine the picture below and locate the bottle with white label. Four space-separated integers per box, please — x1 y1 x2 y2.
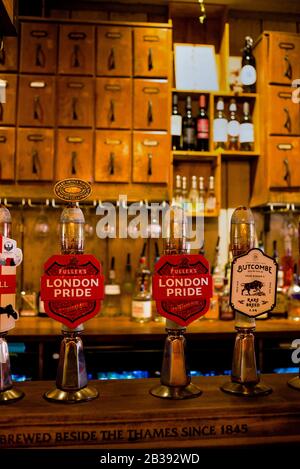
240 101 254 151
188 175 199 212
205 176 217 213
182 96 196 150
227 99 240 151
240 36 256 93
171 93 182 150
173 174 182 206
213 97 227 150
103 256 121 317
131 248 152 323
181 176 188 211
198 176 205 213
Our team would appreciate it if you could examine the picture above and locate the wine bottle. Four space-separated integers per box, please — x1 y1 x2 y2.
213 97 227 150
198 176 205 213
196 94 209 151
182 96 196 150
240 36 256 93
188 175 199 212
205 176 216 213
227 99 239 151
103 256 121 317
121 253 134 317
171 93 182 150
240 101 254 151
131 243 152 323
174 174 182 206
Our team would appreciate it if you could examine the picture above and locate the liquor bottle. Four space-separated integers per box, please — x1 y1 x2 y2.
174 174 182 206
181 176 188 210
131 244 152 323
205 176 216 213
270 267 288 319
198 176 206 213
213 97 227 150
287 265 300 321
196 94 209 151
227 99 240 151
103 256 121 317
211 236 224 295
19 284 38 317
152 242 165 323
281 236 294 288
240 101 254 151
38 291 47 317
188 175 199 212
272 240 279 265
121 253 134 317
182 96 196 150
240 36 256 93
171 93 182 150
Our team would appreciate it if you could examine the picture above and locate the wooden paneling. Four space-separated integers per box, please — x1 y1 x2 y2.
268 32 300 84
268 136 300 188
18 75 55 127
0 127 15 180
133 131 169 183
96 25 132 76
134 27 171 78
267 85 300 135
58 24 95 75
56 129 93 181
20 22 57 74
229 18 262 55
56 76 94 127
95 130 131 182
0 36 18 71
0 73 16 125
263 20 297 32
16 128 54 181
95 77 132 129
133 79 169 130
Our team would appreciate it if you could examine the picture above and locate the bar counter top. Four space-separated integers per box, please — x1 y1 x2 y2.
1 374 300 449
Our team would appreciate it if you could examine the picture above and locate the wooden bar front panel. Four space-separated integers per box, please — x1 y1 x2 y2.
133 79 169 130
95 130 131 182
0 127 15 180
57 76 94 127
268 33 300 84
268 136 300 188
96 77 132 129
18 75 55 127
0 74 16 125
56 129 93 181
16 128 54 181
134 27 171 78
58 25 95 75
133 131 169 183
96 26 132 77
268 85 300 135
20 22 57 74
0 36 18 72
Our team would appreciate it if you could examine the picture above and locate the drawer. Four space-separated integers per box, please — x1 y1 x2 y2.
0 74 17 125
57 77 94 127
18 76 55 127
95 130 131 182
96 78 132 129
133 79 169 130
134 27 171 78
0 36 18 71
268 86 300 135
16 128 54 181
58 25 95 75
268 137 300 188
96 26 132 77
56 130 93 181
133 131 169 183
20 22 57 74
268 33 300 85
0 128 15 180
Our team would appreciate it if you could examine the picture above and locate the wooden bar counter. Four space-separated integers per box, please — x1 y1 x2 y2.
1 374 300 449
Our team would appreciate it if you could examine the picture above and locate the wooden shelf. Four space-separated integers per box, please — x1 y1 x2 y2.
172 89 258 99
221 150 259 158
172 150 218 161
186 210 219 218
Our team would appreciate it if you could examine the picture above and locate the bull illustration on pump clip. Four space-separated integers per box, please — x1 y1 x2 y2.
241 280 265 296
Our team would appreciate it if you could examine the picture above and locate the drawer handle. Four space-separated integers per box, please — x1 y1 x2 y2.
104 84 121 92
142 139 158 147
148 153 153 176
279 42 295 50
283 158 291 186
278 91 292 99
283 108 292 133
0 37 5 65
31 30 48 38
35 43 46 68
32 150 39 175
0 135 7 143
143 87 160 94
67 82 84 89
71 44 81 68
71 151 77 175
33 96 42 121
104 138 121 145
148 47 153 71
284 55 292 80
68 32 87 40
27 134 44 142
66 137 83 143
30 81 46 88
108 47 115 70
0 102 3 121
105 32 122 39
147 100 153 124
277 143 293 151
109 152 115 175
72 97 78 121
109 99 115 122
143 35 160 42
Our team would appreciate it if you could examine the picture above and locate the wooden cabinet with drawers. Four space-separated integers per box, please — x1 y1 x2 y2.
133 79 169 130
133 131 169 183
0 36 18 72
134 27 171 78
0 74 16 125
20 22 57 74
95 130 131 182
56 129 93 181
96 78 132 129
268 137 300 188
267 86 300 135
96 26 132 77
58 25 95 75
57 77 94 127
0 127 15 180
18 75 55 127
268 32 300 85
16 128 54 181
